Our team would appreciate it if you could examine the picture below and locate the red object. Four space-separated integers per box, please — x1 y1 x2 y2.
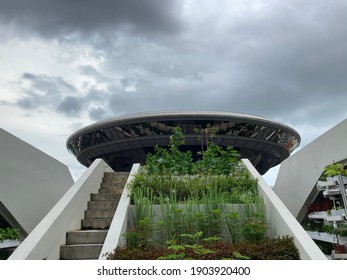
334 245 347 253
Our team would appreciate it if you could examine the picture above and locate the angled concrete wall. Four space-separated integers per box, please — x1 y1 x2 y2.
274 118 347 221
0 128 74 234
243 159 326 260
10 159 109 260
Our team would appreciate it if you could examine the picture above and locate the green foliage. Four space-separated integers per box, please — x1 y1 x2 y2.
145 127 194 176
304 222 347 237
225 211 242 244
332 224 347 237
129 170 258 204
113 127 299 260
144 126 240 177
108 236 300 260
125 218 153 248
323 163 347 177
314 240 333 255
128 188 154 248
232 251 251 260
157 232 217 260
242 220 268 243
0 228 20 241
128 126 257 205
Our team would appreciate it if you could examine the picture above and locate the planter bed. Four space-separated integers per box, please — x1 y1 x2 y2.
107 236 300 260
0 239 20 249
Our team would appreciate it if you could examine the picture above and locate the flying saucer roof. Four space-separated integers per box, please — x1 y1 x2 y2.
67 111 300 174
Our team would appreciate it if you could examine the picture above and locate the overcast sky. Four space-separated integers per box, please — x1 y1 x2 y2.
1 0 346 184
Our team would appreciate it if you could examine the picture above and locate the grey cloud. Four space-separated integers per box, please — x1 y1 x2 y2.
89 107 107 121
5 0 347 136
16 73 80 115
16 94 39 109
57 96 82 117
16 72 112 118
78 65 104 80
22 73 36 80
0 0 182 40
21 73 76 96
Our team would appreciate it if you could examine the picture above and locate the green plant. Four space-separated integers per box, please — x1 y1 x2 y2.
333 224 347 236
125 227 141 248
112 127 300 260
323 163 347 177
129 188 154 248
145 127 194 176
157 239 187 260
232 251 251 260
0 228 20 241
225 211 242 244
314 240 333 255
242 220 267 243
108 236 300 260
157 232 218 260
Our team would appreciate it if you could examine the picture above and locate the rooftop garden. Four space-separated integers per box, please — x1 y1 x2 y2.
107 127 300 260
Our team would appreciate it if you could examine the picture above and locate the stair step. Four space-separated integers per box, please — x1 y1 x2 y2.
59 171 128 260
100 179 127 188
103 172 129 178
82 219 112 230
66 230 108 245
60 244 102 260
102 172 129 182
88 200 118 211
84 209 115 219
90 193 121 201
100 182 125 188
99 188 123 194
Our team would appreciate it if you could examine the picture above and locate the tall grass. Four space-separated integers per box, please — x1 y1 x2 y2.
128 193 267 248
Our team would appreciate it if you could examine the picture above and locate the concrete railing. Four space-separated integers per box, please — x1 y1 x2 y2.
99 163 140 259
9 159 110 260
242 159 327 260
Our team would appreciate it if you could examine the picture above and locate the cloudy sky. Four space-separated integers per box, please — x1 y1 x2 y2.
0 0 346 184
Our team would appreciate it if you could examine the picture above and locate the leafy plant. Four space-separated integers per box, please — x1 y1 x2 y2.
232 251 251 260
332 224 347 237
128 188 154 248
225 211 242 244
323 163 347 177
108 236 300 260
111 126 299 260
242 220 267 243
157 231 217 260
0 228 20 241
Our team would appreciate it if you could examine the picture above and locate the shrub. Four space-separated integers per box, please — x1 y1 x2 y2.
242 220 267 243
114 127 299 260
0 228 20 241
107 236 300 260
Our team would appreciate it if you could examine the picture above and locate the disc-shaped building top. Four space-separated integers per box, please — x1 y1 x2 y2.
67 111 300 175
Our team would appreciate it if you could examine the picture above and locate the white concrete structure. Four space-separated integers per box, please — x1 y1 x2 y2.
0 129 74 235
243 159 326 260
274 118 347 222
9 159 110 260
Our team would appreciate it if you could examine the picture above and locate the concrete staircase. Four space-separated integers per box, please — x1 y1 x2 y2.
60 172 129 260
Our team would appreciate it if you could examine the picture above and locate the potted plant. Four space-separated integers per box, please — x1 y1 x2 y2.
332 226 347 254
0 228 20 249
